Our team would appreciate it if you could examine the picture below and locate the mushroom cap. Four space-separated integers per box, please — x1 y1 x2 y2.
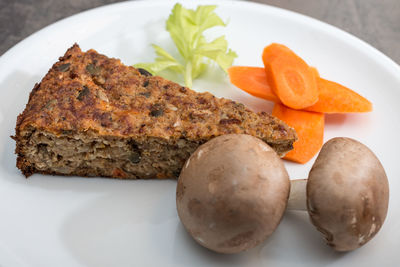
176 134 290 254
307 137 389 251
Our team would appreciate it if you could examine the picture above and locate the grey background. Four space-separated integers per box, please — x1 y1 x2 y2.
1 0 399 64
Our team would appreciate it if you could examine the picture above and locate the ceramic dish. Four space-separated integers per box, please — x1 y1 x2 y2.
0 1 399 266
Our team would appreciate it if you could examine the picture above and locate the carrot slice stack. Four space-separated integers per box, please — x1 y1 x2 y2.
228 42 373 164
228 66 372 113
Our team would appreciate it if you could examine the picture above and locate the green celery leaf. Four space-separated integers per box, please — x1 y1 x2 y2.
133 3 237 87
196 36 229 59
191 56 207 79
193 5 225 32
152 45 184 73
133 61 180 75
134 44 184 74
166 4 196 59
215 49 238 72
152 44 177 62
195 36 237 72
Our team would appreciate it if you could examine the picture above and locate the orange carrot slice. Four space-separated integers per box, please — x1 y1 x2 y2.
305 78 373 113
263 43 319 109
228 66 280 102
229 66 372 113
272 103 324 164
310 67 320 77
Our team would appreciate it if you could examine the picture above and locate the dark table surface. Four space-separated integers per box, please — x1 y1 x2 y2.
1 0 399 64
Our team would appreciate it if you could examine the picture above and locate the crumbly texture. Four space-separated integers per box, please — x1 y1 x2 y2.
13 44 297 179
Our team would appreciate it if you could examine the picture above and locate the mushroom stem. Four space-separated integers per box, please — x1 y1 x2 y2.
287 179 308 211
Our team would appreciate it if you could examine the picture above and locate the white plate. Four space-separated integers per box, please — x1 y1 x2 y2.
0 0 399 266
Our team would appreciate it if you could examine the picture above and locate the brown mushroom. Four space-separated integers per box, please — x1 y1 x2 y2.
288 137 389 251
176 134 290 254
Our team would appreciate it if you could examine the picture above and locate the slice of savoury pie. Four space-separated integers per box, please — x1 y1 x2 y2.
13 44 297 179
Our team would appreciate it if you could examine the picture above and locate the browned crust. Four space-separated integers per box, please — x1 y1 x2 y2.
14 44 297 178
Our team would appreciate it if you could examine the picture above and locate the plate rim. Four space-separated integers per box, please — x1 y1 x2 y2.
0 1 398 265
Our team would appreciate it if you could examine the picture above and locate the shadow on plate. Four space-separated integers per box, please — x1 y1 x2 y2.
60 179 178 266
171 221 264 266
258 211 344 266
325 113 372 126
325 113 348 125
169 210 344 266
